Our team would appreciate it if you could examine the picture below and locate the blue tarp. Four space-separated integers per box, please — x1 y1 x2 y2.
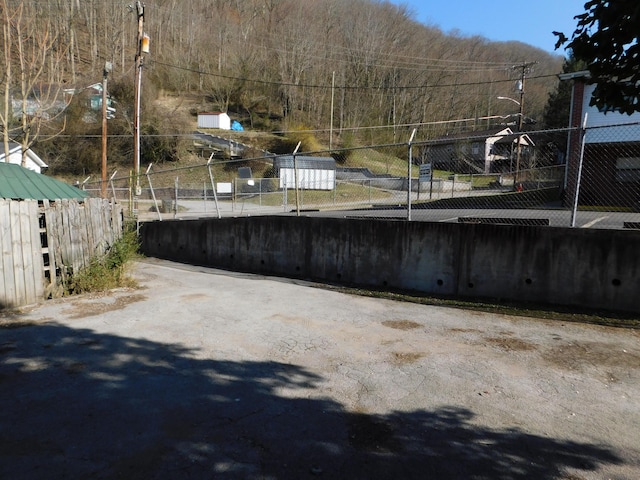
231 120 244 131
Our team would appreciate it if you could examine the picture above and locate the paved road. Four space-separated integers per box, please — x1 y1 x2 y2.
1 259 639 479
138 196 640 230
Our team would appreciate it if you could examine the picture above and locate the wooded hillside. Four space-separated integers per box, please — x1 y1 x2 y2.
1 0 566 173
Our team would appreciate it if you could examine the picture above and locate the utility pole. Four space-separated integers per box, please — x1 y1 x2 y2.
101 61 112 199
513 61 536 185
133 1 146 212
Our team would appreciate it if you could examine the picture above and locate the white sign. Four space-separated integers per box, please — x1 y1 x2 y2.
217 182 232 194
419 163 432 181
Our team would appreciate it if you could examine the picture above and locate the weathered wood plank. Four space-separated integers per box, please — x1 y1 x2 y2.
16 201 37 305
28 200 45 301
0 200 17 307
41 200 57 298
8 201 26 306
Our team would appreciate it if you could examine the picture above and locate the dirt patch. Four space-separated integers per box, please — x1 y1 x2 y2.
64 294 147 319
0 320 39 329
483 336 537 352
544 342 640 372
382 320 421 331
448 328 481 334
390 352 424 365
180 293 211 301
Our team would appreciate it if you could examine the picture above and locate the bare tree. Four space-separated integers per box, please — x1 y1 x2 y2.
0 0 68 167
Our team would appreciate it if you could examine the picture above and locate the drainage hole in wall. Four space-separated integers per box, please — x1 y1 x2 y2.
437 279 443 286
468 282 474 289
612 278 621 287
261 259 265 265
296 266 300 271
336 273 342 280
383 280 388 287
525 278 532 285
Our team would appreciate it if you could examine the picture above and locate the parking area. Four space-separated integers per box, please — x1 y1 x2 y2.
1 258 639 479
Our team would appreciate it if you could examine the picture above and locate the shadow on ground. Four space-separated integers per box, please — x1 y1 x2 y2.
0 321 621 479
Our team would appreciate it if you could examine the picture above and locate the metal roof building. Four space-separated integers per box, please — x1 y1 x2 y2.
0 162 89 200
273 155 336 191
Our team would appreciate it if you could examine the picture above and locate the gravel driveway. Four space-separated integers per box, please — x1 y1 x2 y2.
1 259 638 479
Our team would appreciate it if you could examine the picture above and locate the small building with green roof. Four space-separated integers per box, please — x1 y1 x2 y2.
0 162 89 201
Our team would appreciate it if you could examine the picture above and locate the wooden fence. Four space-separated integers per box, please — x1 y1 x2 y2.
0 198 123 308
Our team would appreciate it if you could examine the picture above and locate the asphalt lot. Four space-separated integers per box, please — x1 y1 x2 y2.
137 197 640 230
1 259 639 479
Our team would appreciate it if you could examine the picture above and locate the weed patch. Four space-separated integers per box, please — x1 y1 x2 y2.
70 226 140 294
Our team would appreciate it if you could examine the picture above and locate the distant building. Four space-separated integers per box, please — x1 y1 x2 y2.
198 112 231 130
84 83 116 119
273 156 336 190
0 161 88 200
11 84 70 121
560 70 640 207
426 127 534 174
0 142 48 174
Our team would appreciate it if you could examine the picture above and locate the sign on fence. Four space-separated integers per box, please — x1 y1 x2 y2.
419 163 432 181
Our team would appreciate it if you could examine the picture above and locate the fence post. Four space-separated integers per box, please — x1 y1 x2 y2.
109 170 118 202
333 179 336 205
570 113 588 227
174 177 178 218
283 170 287 211
145 163 162 221
407 129 417 221
293 141 302 217
206 154 221 219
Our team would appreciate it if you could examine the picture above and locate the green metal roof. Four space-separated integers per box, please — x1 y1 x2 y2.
0 162 89 200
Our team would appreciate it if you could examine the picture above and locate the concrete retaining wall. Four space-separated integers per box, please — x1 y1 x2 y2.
139 217 640 314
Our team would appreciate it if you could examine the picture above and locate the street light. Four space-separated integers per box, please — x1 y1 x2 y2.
497 96 520 107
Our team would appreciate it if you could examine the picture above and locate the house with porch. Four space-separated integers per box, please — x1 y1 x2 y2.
426 127 534 174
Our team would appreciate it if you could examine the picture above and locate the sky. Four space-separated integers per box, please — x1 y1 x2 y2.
388 0 587 55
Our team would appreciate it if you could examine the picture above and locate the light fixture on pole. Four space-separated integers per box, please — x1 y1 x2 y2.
101 61 112 199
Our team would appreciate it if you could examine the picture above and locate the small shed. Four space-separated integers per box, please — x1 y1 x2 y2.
0 142 48 174
198 112 231 130
273 156 336 190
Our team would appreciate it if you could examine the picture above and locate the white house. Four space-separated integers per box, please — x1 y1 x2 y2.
0 142 48 173
198 112 231 130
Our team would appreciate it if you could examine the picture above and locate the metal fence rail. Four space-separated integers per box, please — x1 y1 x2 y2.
81 123 640 229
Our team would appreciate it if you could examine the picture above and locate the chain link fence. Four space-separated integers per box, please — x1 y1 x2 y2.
81 123 640 229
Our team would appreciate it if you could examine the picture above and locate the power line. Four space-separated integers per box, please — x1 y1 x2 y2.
149 59 560 92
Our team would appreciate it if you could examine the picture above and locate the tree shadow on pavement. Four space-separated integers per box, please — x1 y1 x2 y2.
0 322 622 479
